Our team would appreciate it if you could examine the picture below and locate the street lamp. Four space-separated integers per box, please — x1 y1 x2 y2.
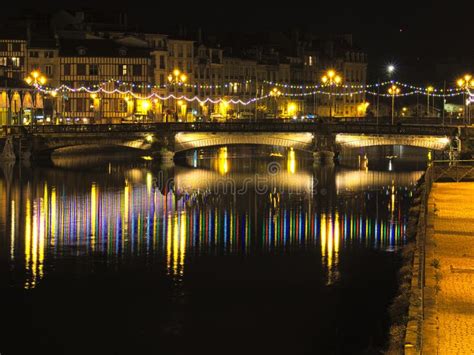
269 87 282 118
387 65 395 77
426 86 434 117
321 70 342 118
388 84 400 125
49 90 58 124
24 70 47 126
168 69 188 122
456 74 474 124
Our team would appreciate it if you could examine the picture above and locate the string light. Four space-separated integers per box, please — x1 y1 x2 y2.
35 84 270 105
35 77 469 101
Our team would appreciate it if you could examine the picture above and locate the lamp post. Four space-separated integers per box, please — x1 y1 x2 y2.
388 84 400 125
426 86 434 117
50 90 58 124
269 87 282 118
321 70 342 118
457 74 474 124
168 69 187 122
24 70 47 126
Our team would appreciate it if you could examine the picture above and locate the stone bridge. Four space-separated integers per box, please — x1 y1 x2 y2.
0 122 461 162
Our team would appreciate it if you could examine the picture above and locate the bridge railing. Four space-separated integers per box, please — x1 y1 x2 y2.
431 160 474 182
1 122 460 136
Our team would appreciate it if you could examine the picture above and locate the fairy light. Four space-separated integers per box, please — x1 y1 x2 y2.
36 77 469 102
36 84 270 106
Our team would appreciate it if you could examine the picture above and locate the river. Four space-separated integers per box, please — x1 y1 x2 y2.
0 147 425 354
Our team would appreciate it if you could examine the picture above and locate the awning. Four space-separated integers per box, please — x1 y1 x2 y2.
35 92 43 109
0 91 9 109
11 92 21 113
22 92 34 109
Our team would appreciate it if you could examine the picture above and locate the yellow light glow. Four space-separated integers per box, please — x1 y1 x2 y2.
38 76 46 85
287 102 297 115
321 76 328 83
464 74 472 82
177 100 183 106
427 86 434 92
173 69 180 77
145 134 153 143
218 147 229 175
141 100 150 111
50 90 57 97
327 70 335 79
334 75 342 84
180 74 187 82
32 71 39 79
287 148 296 174
90 93 97 99
24 76 33 85
457 78 465 87
167 74 173 82
388 85 400 95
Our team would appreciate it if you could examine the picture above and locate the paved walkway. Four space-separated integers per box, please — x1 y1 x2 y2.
423 183 474 354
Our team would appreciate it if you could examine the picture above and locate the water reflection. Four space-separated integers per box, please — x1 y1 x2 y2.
0 153 421 291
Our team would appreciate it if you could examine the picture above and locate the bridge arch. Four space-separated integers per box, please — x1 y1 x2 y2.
32 134 154 155
335 134 451 150
174 132 315 153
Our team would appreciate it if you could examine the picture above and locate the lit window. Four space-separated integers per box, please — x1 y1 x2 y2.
11 57 20 67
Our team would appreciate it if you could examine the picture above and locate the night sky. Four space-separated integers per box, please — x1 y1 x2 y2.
1 0 473 84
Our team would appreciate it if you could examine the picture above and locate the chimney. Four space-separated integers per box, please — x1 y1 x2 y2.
26 21 31 45
197 27 202 44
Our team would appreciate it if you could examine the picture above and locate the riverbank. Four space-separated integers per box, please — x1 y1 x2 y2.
399 178 474 354
386 173 428 354
421 183 474 354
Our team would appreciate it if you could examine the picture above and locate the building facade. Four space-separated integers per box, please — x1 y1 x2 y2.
0 13 369 123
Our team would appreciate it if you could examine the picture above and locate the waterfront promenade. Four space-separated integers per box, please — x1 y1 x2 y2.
423 182 474 354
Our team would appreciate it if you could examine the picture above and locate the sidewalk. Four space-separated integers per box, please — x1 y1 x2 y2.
423 183 474 354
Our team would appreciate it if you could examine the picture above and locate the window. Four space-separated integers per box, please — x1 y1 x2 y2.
119 64 128 76
159 74 164 86
0 43 7 51
178 44 183 57
132 64 142 76
44 51 54 58
11 43 21 52
89 64 99 76
45 65 53 76
63 64 71 76
29 51 39 58
76 98 85 112
11 57 20 67
77 64 86 75
159 55 165 69
118 99 127 112
0 57 6 66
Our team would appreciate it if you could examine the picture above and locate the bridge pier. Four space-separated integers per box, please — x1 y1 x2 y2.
313 151 335 165
159 148 175 162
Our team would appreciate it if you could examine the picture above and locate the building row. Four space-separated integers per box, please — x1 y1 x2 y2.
0 11 368 125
